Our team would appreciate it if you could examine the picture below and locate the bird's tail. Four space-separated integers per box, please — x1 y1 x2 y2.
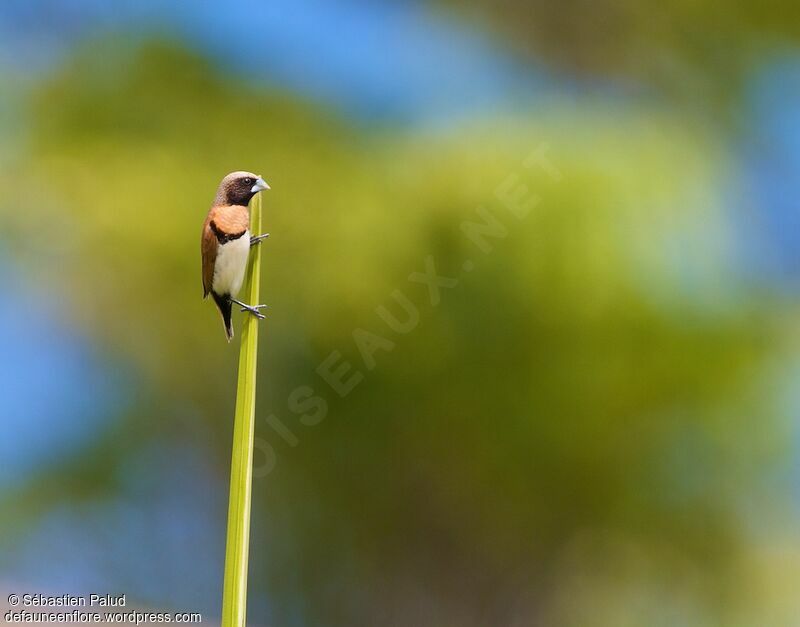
212 292 234 342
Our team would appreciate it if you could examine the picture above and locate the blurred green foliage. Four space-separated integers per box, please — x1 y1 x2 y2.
0 41 793 626
443 0 800 116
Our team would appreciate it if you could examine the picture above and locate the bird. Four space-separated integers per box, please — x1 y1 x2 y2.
201 171 271 341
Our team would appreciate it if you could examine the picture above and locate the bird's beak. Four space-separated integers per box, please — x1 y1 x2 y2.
251 176 270 193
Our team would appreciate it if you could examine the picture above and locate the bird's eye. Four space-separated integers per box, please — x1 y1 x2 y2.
243 178 252 185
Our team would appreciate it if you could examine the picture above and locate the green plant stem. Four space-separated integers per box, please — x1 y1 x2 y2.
221 192 262 627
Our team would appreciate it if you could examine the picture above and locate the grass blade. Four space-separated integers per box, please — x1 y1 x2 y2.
221 192 263 627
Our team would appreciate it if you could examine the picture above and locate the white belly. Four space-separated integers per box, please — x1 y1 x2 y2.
212 230 250 296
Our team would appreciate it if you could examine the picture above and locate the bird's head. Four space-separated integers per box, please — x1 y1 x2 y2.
216 171 270 206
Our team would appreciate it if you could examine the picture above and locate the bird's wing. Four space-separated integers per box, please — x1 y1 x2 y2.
201 212 218 297
201 205 250 297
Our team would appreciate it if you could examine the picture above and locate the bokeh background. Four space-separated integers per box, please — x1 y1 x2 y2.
2 1 800 625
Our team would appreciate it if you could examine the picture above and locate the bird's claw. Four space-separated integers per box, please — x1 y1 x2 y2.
250 233 270 247
240 304 268 319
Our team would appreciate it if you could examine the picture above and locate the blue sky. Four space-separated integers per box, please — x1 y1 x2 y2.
0 0 544 124
0 257 125 490
736 54 800 288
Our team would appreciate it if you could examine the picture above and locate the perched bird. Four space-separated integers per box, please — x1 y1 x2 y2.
202 171 271 341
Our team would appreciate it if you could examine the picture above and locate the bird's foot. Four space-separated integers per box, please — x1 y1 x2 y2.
250 233 270 247
240 304 268 319
230 298 268 320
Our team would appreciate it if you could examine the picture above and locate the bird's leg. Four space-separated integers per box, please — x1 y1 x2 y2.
230 297 268 319
250 233 270 247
